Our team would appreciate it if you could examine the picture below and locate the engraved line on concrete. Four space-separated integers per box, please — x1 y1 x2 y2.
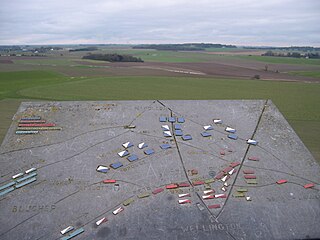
0 212 41 237
256 145 298 175
158 100 237 240
241 165 319 185
132 130 231 164
1 100 158 156
216 99 268 220
0 125 126 156
37 131 130 170
0 178 144 237
2 130 128 180
234 181 319 191
165 102 261 143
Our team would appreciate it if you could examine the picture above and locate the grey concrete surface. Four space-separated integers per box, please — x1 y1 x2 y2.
0 100 319 240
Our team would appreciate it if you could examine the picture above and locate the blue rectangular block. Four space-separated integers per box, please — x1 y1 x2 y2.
177 117 185 123
174 124 182 130
201 132 212 137
228 134 238 140
160 144 171 149
144 149 155 155
127 155 138 162
110 162 123 169
0 187 15 196
15 177 37 188
21 116 41 120
182 135 192 141
168 117 176 123
159 116 167 122
16 172 37 183
174 130 183 136
0 181 15 191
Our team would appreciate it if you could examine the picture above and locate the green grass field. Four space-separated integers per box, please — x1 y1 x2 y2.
289 71 320 78
237 55 320 65
0 70 319 161
13 59 73 66
100 49 227 62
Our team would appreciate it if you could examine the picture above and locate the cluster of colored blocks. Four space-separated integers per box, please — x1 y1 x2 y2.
243 168 258 185
97 176 227 229
233 188 251 201
15 116 61 135
96 139 172 174
94 181 195 229
159 116 185 124
212 162 241 196
244 156 260 185
160 116 193 141
0 168 37 197
201 125 213 138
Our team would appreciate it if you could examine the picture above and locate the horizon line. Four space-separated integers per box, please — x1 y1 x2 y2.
0 42 319 48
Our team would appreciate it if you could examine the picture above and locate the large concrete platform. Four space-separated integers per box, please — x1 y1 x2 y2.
0 100 319 240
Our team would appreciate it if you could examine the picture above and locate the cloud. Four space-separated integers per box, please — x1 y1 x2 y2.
0 0 319 46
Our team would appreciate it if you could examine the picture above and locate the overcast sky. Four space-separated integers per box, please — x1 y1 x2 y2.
0 0 319 46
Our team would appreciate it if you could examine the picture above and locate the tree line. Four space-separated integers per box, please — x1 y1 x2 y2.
82 53 144 62
262 51 320 59
69 47 98 52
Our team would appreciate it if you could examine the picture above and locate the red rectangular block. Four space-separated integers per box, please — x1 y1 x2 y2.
215 172 225 180
230 162 241 168
166 184 178 189
244 175 256 179
178 183 190 188
208 204 221 209
243 170 255 174
304 183 315 189
193 181 205 186
103 179 116 184
276 179 287 184
152 188 164 194
220 151 225 156
223 166 233 173
18 123 56 127
248 156 259 161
